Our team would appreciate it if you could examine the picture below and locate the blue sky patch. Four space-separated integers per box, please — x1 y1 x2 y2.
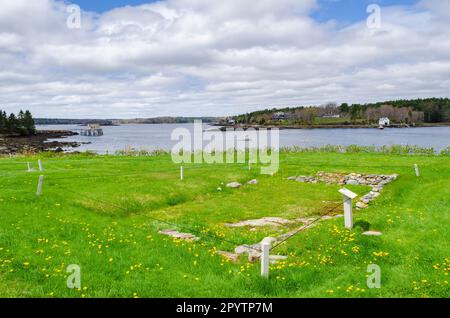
69 0 420 23
312 0 419 23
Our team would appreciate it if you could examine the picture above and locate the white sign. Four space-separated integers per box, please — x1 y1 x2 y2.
339 188 358 199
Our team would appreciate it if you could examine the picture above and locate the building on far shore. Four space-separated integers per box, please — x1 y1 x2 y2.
321 114 341 118
378 117 390 127
272 112 286 120
227 118 236 125
80 124 104 136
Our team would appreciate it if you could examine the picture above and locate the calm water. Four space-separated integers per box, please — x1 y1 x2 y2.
37 124 450 154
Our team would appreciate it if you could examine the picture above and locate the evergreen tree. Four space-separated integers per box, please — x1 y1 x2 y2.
17 110 27 135
0 109 36 135
0 110 7 133
339 103 349 113
6 113 18 134
23 110 36 134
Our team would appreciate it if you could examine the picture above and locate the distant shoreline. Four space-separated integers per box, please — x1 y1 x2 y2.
36 122 450 129
213 122 450 130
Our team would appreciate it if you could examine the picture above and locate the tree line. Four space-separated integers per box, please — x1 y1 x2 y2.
231 98 450 125
0 110 36 135
341 98 450 123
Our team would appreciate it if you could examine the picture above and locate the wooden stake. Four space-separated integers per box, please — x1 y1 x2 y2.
343 197 353 229
36 175 44 196
38 159 43 171
339 188 358 230
261 239 270 278
414 164 420 177
180 166 184 181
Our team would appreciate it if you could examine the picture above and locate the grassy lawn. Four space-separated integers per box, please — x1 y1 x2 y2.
0 151 449 298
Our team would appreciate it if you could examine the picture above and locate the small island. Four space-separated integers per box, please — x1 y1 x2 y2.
0 109 80 155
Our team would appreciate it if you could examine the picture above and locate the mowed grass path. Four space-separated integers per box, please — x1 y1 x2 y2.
0 151 448 297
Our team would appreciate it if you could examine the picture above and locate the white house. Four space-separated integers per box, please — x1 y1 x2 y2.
272 112 286 120
379 117 390 127
226 118 236 125
322 114 341 119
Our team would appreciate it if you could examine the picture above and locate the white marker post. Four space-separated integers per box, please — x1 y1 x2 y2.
414 164 420 177
38 159 43 171
261 238 271 278
27 162 32 172
180 166 184 181
339 188 358 229
36 175 44 196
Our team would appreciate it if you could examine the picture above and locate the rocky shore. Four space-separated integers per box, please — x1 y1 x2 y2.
0 130 83 155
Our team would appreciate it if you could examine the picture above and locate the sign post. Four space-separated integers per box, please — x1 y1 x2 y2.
261 238 272 278
339 188 358 229
414 164 420 177
36 175 44 196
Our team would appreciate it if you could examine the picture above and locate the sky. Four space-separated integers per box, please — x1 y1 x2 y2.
0 0 449 118
71 0 419 21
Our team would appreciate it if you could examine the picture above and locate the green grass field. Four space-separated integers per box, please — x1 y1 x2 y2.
0 150 449 298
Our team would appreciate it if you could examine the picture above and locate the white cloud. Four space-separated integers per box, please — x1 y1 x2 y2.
419 0 450 18
0 0 449 118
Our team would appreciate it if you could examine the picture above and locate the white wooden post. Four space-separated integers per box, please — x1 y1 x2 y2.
261 239 271 278
38 159 43 171
414 164 420 177
36 175 44 196
27 162 31 172
180 166 184 181
339 188 358 230
343 197 353 229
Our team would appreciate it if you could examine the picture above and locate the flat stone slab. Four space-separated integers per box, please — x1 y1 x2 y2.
235 237 277 257
356 202 368 209
296 176 315 183
226 182 242 189
296 217 317 224
159 229 200 241
226 217 292 228
235 237 287 264
247 179 258 185
217 250 240 262
362 231 383 236
235 244 260 256
249 254 288 264
370 191 381 198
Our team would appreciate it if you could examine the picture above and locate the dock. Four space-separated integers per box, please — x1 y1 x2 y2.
80 124 104 137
